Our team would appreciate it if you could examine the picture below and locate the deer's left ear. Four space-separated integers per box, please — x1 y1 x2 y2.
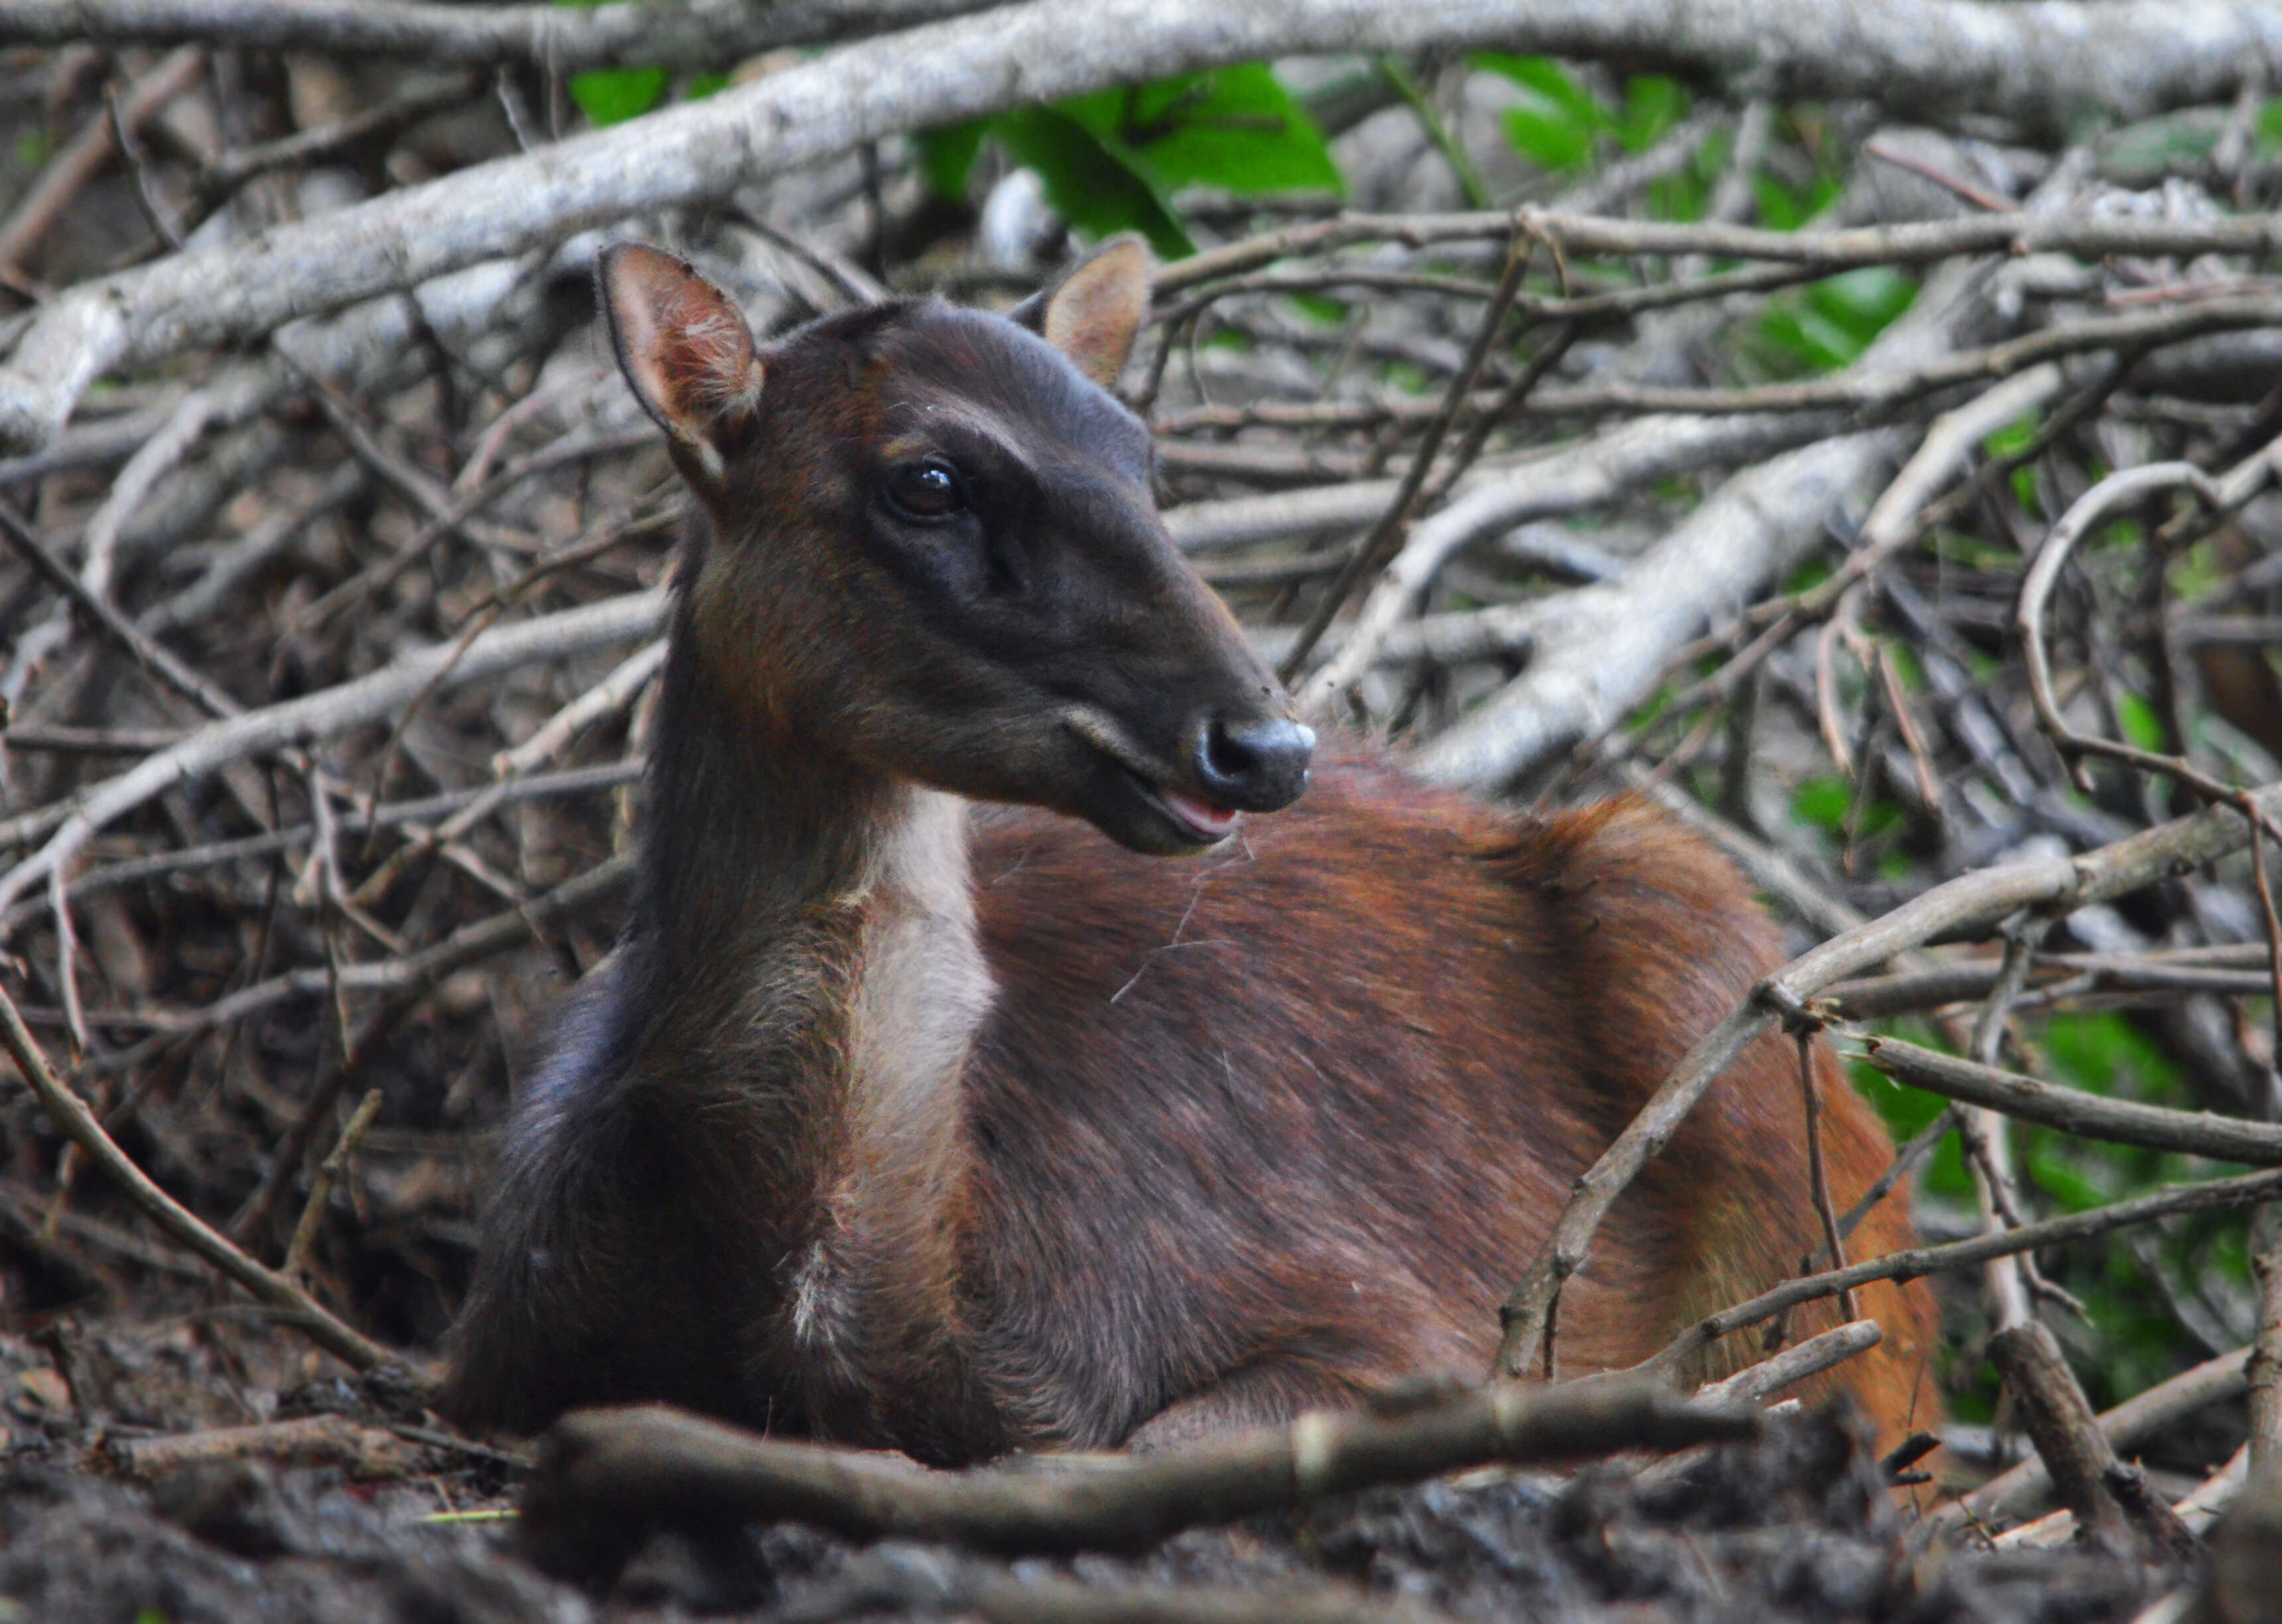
1009 235 1152 389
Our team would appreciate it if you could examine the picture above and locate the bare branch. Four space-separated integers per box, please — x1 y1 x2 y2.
0 588 665 923
1855 1034 2282 1166
516 1383 1756 1580
6 0 2281 452
0 0 996 70
0 973 405 1377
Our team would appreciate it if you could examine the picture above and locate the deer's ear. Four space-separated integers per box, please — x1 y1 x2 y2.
1012 236 1152 389
596 243 764 492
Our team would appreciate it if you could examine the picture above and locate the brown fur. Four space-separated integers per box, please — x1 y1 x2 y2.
439 247 1940 1459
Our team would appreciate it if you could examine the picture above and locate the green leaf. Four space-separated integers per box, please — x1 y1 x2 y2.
1790 774 1852 834
1284 291 1349 325
569 66 667 127
1057 66 1342 197
2115 691 2165 752
2037 1010 2182 1101
1749 268 1917 377
914 120 988 203
685 72 730 101
1614 75 1684 153
1751 169 1842 233
989 105 1193 259
1476 53 1606 172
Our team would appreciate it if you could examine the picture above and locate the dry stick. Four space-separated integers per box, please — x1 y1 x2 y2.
1960 918 2054 1331
515 1381 1756 1580
1987 1320 2196 1560
0 975 403 1375
1825 949 2282 1018
1163 295 2276 439
0 496 244 721
74 850 634 1098
349 639 665 910
105 80 186 255
1490 779 2282 1381
2249 1226 2282 1475
1794 1028 1859 1322
1276 236 1534 685
8 760 640 920
1997 1444 2251 1550
1937 1345 2256 1538
1694 1318 1883 1408
299 423 653 630
1637 1168 2282 1385
1836 1106 1962 1242
0 486 517 955
0 587 667 919
1415 249 1998 791
1295 327 1579 710
191 75 480 208
1576 363 2068 780
283 1086 383 1278
1851 1037 2282 1165
1155 206 2282 299
1160 258 1820 340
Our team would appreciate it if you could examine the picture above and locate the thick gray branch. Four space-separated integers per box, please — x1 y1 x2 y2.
1412 255 1997 791
0 0 995 69
5 0 2279 452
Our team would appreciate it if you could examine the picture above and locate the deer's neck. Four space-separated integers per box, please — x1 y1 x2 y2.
632 623 994 1420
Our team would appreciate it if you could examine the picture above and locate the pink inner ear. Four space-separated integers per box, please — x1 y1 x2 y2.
600 245 763 446
1042 237 1152 389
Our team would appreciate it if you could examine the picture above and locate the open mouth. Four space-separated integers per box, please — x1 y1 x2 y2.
1060 707 1246 852
1139 778 1242 845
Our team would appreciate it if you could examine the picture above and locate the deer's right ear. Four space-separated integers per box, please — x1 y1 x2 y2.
596 243 765 494
1008 236 1152 390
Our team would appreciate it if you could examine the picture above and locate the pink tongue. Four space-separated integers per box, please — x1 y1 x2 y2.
1163 789 1240 837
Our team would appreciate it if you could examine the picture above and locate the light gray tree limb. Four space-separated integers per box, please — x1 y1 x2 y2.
4 0 2279 453
0 588 666 925
0 0 997 70
1411 257 1995 791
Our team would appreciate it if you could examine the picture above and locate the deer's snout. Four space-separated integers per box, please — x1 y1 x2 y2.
1189 712 1315 812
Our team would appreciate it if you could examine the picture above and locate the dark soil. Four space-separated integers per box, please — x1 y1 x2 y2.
0 1351 2173 1624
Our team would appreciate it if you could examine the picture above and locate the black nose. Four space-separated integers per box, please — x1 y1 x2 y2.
1191 713 1315 811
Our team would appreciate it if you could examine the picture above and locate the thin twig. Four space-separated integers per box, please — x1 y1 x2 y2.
0 973 408 1378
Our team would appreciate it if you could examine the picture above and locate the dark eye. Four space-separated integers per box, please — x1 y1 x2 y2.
885 458 965 521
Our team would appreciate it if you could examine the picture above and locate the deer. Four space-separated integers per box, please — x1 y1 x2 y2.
440 237 1940 1463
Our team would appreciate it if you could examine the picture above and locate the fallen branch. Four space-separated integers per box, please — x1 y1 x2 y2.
1937 1345 2253 1537
516 1382 1755 1580
1414 253 2002 791
110 1413 427 1481
1989 1320 2196 1561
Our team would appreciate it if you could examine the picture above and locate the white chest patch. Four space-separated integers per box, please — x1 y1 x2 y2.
789 788 995 1359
